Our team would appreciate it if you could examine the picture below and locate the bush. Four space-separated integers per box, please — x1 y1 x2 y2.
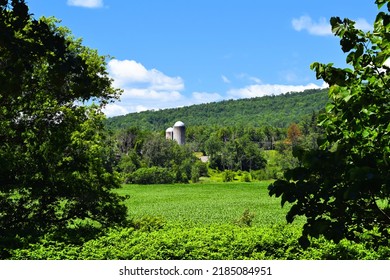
195 161 209 177
128 167 175 184
251 167 282 181
234 209 255 227
222 170 235 182
174 169 189 183
240 171 252 182
191 165 200 183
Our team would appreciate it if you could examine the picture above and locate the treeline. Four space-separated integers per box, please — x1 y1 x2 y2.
114 128 207 184
105 88 329 131
108 89 327 184
112 110 322 183
106 88 328 184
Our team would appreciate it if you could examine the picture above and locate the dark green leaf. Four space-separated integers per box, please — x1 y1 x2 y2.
376 0 387 9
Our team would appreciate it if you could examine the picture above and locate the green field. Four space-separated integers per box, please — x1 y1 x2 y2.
117 181 303 227
11 181 389 260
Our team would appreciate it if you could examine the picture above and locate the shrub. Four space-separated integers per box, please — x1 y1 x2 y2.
251 167 280 181
191 165 200 183
128 167 175 184
175 169 188 183
197 161 209 177
234 209 255 227
240 171 251 182
222 170 235 182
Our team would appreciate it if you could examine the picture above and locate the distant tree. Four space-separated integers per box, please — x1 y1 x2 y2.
186 125 212 153
137 133 197 183
105 89 329 132
142 134 176 168
269 0 390 247
118 151 141 182
287 123 302 146
204 134 224 169
116 127 144 155
263 126 278 149
0 0 126 255
298 111 324 150
236 137 266 171
128 167 175 184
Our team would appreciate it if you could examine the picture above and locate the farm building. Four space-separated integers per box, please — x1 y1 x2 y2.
166 121 185 145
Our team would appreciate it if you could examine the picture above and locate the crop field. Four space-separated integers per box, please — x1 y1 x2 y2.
117 181 304 227
12 181 389 260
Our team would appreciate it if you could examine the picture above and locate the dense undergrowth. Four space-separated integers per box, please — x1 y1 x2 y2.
9 220 390 260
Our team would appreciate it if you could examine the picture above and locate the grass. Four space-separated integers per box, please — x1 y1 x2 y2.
116 181 304 227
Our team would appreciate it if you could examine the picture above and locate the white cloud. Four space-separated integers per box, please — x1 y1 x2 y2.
108 59 184 91
283 71 298 83
249 76 262 84
228 83 326 99
192 92 223 103
355 18 372 31
67 0 104 8
292 16 332 36
292 16 372 36
222 75 231 84
102 103 129 117
105 59 186 117
121 88 183 102
236 73 262 84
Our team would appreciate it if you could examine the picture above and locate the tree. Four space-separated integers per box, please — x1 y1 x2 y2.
142 134 177 168
286 123 302 146
204 134 224 169
116 127 144 155
0 0 127 255
269 0 390 247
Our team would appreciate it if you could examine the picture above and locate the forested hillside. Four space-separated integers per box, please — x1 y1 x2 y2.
105 88 328 131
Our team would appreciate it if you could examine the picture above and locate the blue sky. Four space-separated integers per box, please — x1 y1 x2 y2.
28 0 378 117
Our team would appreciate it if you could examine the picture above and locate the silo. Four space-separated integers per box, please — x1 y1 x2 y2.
165 127 174 140
173 121 185 145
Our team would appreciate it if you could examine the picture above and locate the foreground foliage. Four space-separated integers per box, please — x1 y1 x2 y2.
270 0 390 247
9 222 390 260
0 0 127 257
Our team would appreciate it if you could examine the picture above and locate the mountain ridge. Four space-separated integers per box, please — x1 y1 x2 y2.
105 88 329 131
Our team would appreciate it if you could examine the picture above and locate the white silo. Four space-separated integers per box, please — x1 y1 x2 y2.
165 127 174 140
173 121 185 145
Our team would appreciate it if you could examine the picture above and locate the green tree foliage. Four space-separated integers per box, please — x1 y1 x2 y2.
115 127 145 155
269 0 390 247
105 89 329 131
142 134 178 168
0 0 126 255
128 167 175 184
115 129 199 184
204 128 267 172
287 123 302 146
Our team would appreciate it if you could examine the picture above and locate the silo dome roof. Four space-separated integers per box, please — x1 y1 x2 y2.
166 127 174 132
173 121 185 127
